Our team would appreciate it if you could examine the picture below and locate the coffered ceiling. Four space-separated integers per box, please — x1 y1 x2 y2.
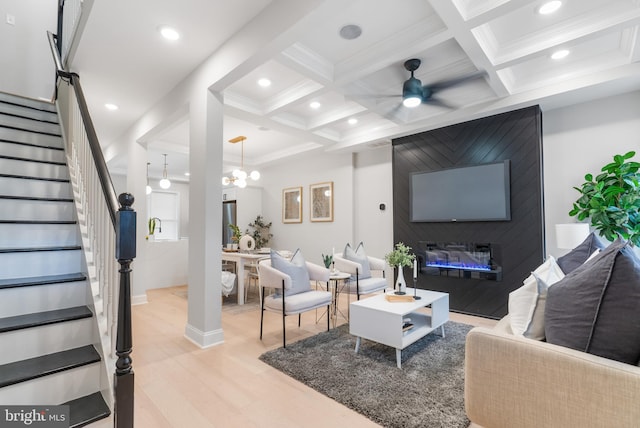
71 0 640 181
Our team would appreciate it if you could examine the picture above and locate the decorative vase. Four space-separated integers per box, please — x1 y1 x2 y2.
395 267 406 295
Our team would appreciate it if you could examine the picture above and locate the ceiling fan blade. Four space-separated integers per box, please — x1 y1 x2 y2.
383 102 404 121
426 70 487 92
422 96 457 109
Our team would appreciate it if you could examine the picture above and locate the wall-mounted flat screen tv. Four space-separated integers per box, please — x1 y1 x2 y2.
410 160 511 222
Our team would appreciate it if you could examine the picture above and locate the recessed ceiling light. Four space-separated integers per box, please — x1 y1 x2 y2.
538 1 562 15
258 126 270 131
310 101 321 109
348 118 358 125
551 49 570 60
339 24 362 40
258 78 271 87
159 26 180 41
184 172 190 177
105 103 118 111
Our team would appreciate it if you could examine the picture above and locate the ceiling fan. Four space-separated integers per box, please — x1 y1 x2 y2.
398 58 486 109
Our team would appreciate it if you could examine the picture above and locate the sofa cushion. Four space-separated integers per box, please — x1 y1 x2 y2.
556 232 606 274
508 256 565 340
270 249 310 296
344 242 371 279
545 239 640 365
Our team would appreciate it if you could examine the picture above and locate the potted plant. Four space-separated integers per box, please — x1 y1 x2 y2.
322 253 333 269
229 224 242 250
147 218 156 240
569 151 640 246
245 215 273 249
385 242 416 295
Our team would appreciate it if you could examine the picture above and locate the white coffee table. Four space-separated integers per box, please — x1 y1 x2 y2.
349 288 449 368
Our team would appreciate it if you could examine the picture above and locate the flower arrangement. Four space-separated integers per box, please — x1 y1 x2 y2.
245 215 273 249
385 242 415 268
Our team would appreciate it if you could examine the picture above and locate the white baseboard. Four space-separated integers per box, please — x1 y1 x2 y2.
131 294 148 306
184 324 224 349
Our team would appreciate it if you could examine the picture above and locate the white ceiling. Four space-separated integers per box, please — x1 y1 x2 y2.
71 0 640 182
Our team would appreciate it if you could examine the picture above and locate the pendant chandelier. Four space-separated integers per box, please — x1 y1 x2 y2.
159 153 171 189
222 136 260 188
146 162 152 195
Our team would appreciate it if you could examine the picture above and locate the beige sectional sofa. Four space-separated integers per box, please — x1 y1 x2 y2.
464 315 640 428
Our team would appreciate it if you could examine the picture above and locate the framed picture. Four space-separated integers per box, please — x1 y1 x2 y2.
282 187 302 223
310 181 333 222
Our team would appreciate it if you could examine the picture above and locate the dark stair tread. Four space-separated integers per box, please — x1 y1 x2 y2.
0 272 86 290
64 392 111 428
0 306 92 333
0 95 57 113
0 195 74 202
0 220 77 225
0 245 81 254
0 154 66 166
0 345 100 388
0 173 69 182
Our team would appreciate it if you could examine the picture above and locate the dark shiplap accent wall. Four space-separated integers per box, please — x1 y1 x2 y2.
392 106 544 318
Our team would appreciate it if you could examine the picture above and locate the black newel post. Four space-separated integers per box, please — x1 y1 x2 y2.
114 193 136 428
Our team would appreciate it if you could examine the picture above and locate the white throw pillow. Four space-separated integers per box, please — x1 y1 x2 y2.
270 249 311 296
508 256 565 340
344 242 371 279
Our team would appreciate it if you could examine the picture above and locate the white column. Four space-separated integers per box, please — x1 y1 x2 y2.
184 88 224 348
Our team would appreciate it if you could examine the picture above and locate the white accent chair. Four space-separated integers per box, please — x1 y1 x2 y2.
258 259 332 347
333 253 388 300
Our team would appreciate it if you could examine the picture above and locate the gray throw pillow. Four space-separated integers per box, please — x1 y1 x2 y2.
556 232 606 274
270 249 311 296
344 242 371 279
545 239 640 365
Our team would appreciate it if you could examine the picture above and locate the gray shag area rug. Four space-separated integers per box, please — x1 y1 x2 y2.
259 321 473 428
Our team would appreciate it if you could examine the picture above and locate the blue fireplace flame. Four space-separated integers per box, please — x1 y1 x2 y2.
425 261 492 272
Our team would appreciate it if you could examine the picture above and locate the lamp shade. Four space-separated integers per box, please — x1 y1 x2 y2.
556 223 590 249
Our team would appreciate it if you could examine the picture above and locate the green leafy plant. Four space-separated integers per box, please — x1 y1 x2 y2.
322 254 333 268
148 218 156 236
229 224 242 243
384 242 416 268
569 151 640 246
245 215 272 249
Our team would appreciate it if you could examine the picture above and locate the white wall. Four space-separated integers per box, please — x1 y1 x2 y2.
0 0 57 99
353 147 394 258
258 150 357 265
542 90 640 258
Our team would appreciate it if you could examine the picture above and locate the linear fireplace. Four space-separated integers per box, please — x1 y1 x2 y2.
418 241 502 281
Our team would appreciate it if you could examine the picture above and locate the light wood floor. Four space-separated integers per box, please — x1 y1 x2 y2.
130 285 497 427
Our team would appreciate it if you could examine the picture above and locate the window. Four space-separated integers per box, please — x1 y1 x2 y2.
147 191 179 240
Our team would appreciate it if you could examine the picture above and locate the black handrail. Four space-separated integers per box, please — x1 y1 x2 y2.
47 31 119 226
47 26 135 428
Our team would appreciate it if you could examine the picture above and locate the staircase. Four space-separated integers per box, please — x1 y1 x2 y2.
0 92 111 426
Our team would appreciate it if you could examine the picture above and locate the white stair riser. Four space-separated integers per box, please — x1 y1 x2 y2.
0 114 61 136
0 142 65 163
0 93 56 113
0 177 72 199
0 317 94 365
0 158 69 180
0 250 83 280
0 127 62 148
0 103 58 123
0 199 75 221
0 363 101 405
0 281 88 317
0 200 75 221
0 223 80 247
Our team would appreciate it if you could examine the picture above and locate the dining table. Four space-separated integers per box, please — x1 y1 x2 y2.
221 250 271 305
